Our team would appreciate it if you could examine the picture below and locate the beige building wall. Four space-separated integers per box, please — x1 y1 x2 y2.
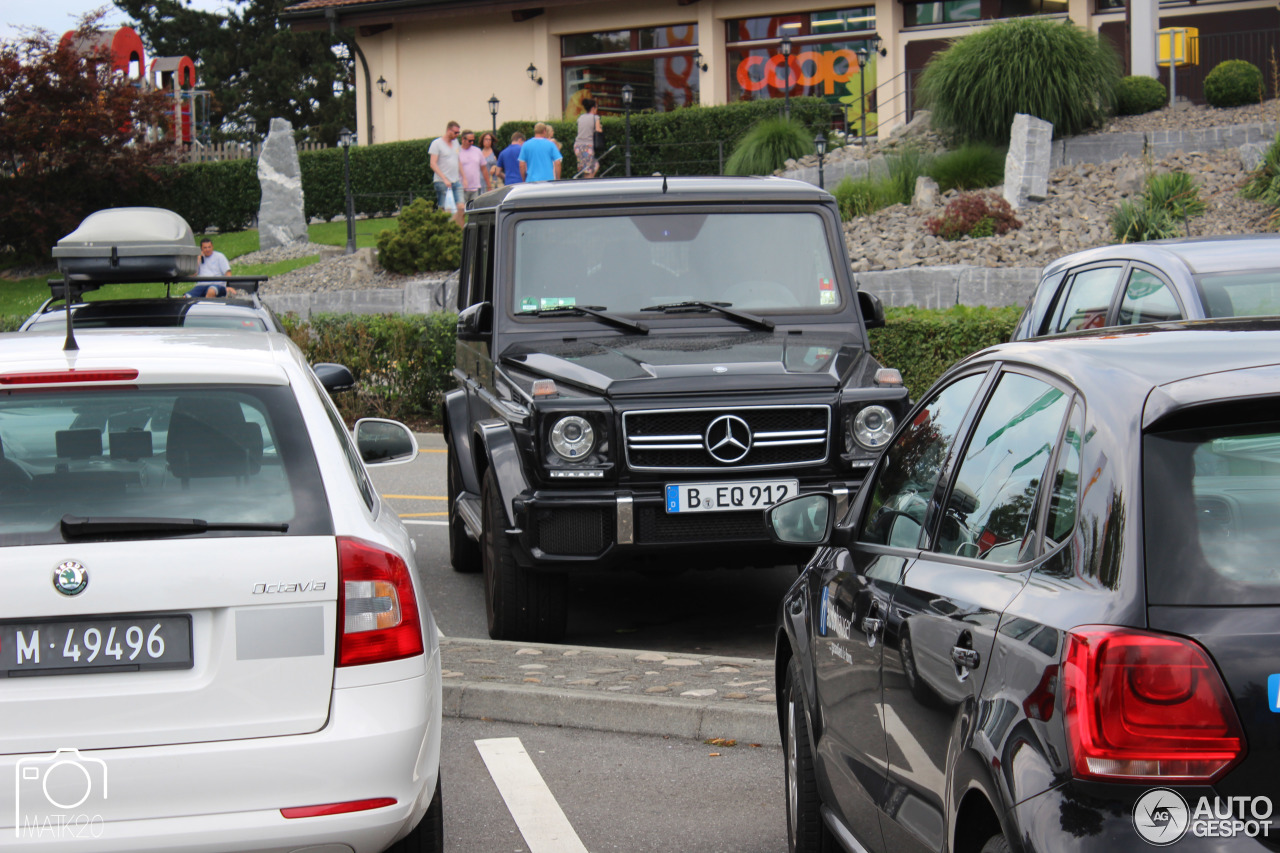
350 0 1274 145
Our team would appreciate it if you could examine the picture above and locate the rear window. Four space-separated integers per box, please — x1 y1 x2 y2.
0 385 332 547
1144 423 1280 605
1196 269 1280 318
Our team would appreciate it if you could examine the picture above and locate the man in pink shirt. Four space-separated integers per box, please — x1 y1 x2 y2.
457 130 492 211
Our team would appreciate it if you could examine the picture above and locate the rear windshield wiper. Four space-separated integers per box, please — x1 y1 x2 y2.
639 301 775 331
523 305 649 335
61 514 289 539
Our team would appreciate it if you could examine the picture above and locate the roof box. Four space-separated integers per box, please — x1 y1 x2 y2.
53 207 200 281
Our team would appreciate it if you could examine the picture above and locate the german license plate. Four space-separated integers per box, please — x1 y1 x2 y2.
0 615 193 677
665 479 799 513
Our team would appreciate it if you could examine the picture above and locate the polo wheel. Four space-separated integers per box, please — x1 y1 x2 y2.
447 445 481 573
784 655 834 853
481 468 567 642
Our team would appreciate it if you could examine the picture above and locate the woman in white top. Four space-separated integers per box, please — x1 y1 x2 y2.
573 98 603 179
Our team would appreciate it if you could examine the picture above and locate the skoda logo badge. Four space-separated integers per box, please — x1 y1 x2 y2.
53 560 88 596
705 414 752 464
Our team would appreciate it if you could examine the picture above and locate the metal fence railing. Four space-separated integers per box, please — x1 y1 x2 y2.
1169 29 1280 105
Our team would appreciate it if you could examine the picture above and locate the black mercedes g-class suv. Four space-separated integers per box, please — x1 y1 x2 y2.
443 176 909 642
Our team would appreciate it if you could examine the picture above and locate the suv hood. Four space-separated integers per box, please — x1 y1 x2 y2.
501 330 867 396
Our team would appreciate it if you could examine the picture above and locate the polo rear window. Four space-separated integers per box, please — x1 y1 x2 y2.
0 385 332 546
1144 422 1280 605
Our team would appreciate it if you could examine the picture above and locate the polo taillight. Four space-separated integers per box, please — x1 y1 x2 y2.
336 537 423 667
1062 626 1245 782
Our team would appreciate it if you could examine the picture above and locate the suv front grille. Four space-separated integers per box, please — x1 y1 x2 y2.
623 405 830 472
534 506 614 555
636 506 770 543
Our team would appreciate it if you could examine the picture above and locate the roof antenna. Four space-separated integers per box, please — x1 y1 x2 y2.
662 174 668 194
61 280 79 352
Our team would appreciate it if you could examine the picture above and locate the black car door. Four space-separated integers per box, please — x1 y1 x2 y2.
813 369 989 849
877 368 1074 853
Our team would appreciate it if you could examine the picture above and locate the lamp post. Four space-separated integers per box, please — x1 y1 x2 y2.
338 127 356 255
857 47 869 148
622 83 633 177
780 35 792 121
814 133 827 189
488 94 499 135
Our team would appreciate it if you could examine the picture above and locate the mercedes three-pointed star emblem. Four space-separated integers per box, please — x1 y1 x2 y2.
705 414 752 464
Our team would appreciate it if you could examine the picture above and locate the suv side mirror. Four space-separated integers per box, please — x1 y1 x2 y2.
458 302 493 336
313 362 356 393
859 291 886 330
354 418 418 465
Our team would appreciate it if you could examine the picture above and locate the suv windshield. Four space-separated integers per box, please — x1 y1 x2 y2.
0 385 330 546
512 211 841 315
1145 422 1280 604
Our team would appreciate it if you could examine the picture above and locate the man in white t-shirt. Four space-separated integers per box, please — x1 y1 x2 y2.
187 238 237 297
429 122 465 227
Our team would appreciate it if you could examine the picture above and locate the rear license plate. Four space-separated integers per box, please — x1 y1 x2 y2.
0 615 193 678
665 479 799 513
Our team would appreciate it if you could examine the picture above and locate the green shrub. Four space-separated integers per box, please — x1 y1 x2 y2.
724 117 815 176
927 143 1005 193
375 198 462 274
833 175 899 219
281 311 457 425
925 191 1022 240
1116 75 1168 115
1110 171 1204 243
869 305 1022 398
885 147 934 205
1204 59 1264 108
1241 133 1280 228
917 18 1121 144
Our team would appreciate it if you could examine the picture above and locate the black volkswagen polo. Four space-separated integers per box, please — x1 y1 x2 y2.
771 319 1280 853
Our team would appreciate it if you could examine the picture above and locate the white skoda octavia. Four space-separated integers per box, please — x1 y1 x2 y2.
0 329 442 853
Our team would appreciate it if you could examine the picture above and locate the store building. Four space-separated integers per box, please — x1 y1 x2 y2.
280 0 1278 146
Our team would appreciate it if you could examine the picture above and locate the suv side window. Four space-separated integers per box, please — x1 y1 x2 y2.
1048 266 1123 334
1117 268 1182 326
860 372 986 548
935 372 1070 564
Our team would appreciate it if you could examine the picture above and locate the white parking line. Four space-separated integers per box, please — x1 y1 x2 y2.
475 737 589 853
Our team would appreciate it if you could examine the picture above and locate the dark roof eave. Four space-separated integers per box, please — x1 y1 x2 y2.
280 0 579 25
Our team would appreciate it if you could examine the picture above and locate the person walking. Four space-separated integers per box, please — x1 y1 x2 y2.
574 98 603 178
495 131 525 185
429 121 465 227
457 129 492 205
518 123 562 183
479 132 500 186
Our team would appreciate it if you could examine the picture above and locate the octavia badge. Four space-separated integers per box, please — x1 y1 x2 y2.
53 560 88 596
705 414 752 463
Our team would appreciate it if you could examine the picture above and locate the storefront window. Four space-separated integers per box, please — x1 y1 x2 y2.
904 1 981 26
562 24 699 117
726 10 879 132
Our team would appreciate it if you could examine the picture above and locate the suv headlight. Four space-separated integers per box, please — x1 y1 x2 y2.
849 405 894 451
549 415 596 459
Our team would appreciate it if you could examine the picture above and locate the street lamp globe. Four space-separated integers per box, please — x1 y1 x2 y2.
488 94 500 134
338 127 355 148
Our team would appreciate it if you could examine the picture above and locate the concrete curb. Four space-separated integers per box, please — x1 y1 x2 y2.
442 681 780 746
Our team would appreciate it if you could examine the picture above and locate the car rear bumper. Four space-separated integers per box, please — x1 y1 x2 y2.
2 653 441 853
512 479 863 567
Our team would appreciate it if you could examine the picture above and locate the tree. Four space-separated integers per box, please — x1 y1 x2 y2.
0 18 175 260
115 0 355 145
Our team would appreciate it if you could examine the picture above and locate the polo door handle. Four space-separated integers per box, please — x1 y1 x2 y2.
951 646 980 670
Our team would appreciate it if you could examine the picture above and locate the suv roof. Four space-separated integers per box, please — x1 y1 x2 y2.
469 175 833 212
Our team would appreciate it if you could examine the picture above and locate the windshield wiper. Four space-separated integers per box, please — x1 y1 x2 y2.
639 301 775 331
61 514 289 539
524 305 648 335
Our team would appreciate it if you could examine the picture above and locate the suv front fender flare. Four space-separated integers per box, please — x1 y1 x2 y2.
474 419 530 529
442 388 481 495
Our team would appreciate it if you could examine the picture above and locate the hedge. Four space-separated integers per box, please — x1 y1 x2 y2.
271 303 1021 426
125 99 843 233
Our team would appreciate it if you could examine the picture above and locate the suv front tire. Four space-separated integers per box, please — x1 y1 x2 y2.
481 468 568 641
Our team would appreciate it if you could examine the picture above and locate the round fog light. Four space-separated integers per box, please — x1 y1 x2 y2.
852 405 894 450
550 415 595 459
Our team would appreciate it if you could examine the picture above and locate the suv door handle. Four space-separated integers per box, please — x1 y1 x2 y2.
951 647 980 670
861 617 884 635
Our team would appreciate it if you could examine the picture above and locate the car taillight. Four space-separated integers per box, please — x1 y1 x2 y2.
1062 626 1245 782
336 537 423 667
0 369 139 385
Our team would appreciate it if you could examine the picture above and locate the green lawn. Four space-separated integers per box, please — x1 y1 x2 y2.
1 217 398 324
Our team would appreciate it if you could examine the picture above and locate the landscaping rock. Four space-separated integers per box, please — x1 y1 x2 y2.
257 118 309 251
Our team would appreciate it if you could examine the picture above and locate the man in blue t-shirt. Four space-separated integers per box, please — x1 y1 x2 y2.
518 123 562 183
495 131 525 185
